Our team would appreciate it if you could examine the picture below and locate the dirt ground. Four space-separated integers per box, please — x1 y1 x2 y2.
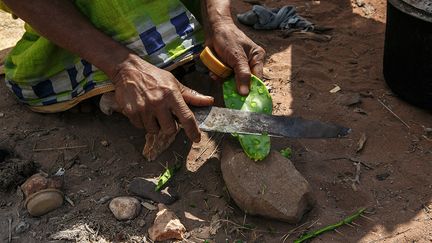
1 0 432 242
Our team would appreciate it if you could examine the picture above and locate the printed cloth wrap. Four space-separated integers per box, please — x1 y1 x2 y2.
0 0 204 112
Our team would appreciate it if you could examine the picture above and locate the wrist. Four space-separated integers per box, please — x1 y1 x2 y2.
110 53 157 84
205 0 234 27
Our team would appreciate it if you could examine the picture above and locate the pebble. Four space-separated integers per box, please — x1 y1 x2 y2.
138 219 146 227
100 140 110 147
376 172 390 181
109 197 141 221
148 204 186 241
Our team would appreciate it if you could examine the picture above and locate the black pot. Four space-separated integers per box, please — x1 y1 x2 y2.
384 0 432 109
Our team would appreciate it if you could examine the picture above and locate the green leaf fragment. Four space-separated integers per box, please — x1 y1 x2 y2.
294 208 366 243
280 147 293 159
223 75 273 161
155 163 181 191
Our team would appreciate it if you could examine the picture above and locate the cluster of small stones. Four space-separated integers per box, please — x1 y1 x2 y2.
223 75 273 161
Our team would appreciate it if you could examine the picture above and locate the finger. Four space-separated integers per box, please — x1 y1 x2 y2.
122 105 144 129
141 114 160 134
180 84 215 107
171 97 201 143
249 47 266 78
156 109 178 136
232 54 252 96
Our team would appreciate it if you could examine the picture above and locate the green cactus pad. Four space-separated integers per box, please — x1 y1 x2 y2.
223 75 273 161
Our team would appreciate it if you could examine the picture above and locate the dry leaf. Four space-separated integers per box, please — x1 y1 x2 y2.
356 133 367 153
143 129 179 161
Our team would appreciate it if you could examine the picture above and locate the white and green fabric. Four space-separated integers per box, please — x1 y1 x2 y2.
1 0 204 109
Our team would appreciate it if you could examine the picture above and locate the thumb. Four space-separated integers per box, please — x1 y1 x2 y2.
180 85 215 107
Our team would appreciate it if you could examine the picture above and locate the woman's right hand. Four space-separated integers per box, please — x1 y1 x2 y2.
112 55 214 143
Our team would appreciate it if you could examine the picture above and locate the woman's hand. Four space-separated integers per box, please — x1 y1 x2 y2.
203 0 266 96
113 55 214 142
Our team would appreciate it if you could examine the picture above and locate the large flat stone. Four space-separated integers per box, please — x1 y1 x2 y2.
221 139 315 223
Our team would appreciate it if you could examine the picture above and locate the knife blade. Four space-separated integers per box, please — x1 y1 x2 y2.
192 106 351 138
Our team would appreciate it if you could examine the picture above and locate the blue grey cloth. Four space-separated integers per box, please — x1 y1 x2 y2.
237 5 314 31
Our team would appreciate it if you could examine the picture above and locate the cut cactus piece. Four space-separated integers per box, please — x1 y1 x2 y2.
223 75 273 161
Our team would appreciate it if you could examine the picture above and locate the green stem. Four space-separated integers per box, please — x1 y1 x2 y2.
294 208 366 243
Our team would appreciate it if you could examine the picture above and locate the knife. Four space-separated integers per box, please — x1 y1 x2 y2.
192 106 350 138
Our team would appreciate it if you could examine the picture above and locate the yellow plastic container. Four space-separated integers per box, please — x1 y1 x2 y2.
199 47 233 78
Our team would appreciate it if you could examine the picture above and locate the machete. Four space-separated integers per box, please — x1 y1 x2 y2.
192 106 350 138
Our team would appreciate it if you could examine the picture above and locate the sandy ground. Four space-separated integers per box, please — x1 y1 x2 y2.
1 0 432 242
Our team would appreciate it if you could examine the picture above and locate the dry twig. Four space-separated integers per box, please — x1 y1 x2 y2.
378 98 410 129
351 162 361 191
8 217 12 243
327 157 374 170
33 145 88 152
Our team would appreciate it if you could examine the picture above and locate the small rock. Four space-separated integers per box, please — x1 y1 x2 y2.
0 113 4 118
100 140 109 147
21 173 63 198
128 178 178 205
360 91 374 98
356 133 367 153
362 4 375 16
138 219 146 227
15 221 30 234
425 127 432 136
355 0 365 7
353 107 367 115
96 195 111 204
376 172 390 181
329 85 341 93
337 93 362 106
221 139 315 223
148 204 186 241
109 197 141 221
141 201 157 211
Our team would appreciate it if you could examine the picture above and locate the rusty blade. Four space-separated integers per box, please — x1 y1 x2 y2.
192 106 351 138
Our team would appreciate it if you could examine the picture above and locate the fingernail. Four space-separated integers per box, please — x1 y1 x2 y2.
239 86 249 96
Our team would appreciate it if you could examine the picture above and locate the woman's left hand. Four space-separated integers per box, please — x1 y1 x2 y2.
206 20 265 96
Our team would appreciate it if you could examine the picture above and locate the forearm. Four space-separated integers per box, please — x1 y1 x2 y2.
202 0 234 27
2 0 136 79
